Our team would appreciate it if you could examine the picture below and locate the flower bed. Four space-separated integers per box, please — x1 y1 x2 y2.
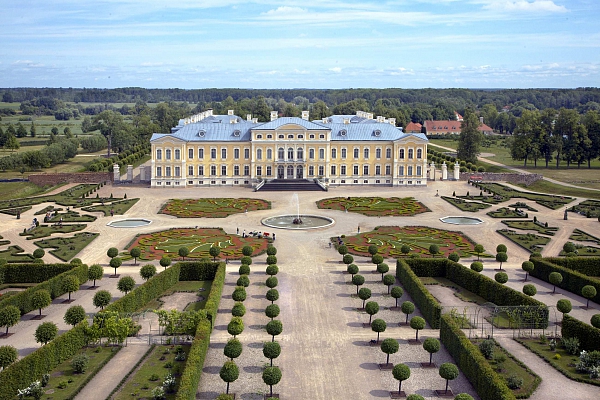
339 226 488 258
127 228 268 261
159 198 270 218
569 199 600 218
316 196 430 216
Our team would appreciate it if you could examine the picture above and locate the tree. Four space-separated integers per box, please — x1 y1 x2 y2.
130 247 141 265
365 301 379 325
93 110 128 157
401 301 415 324
423 337 441 366
93 290 112 309
563 242 576 254
371 318 386 343
62 275 79 301
266 264 279 276
64 305 86 326
266 289 279 303
262 366 282 398
265 304 280 320
31 289 51 316
140 264 157 281
557 299 572 318
343 254 354 265
160 256 171 270
474 244 484 261
523 284 537 297
88 264 103 287
209 246 221 261
495 272 508 284
401 244 411 257
32 248 45 260
448 252 460 263
470 262 483 272
439 363 459 395
263 341 281 367
457 108 483 163
266 276 278 289
372 254 384 268
241 256 253 266
232 286 247 302
347 264 359 278
392 363 411 395
383 274 395 294
582 285 597 308
117 276 135 294
266 320 283 342
237 275 250 287
107 247 119 259
224 338 242 361
35 322 58 345
0 345 18 370
352 274 365 295
266 245 277 256
496 244 507 253
522 261 534 281
338 244 348 256
30 123 36 138
410 316 425 341
219 361 239 394
454 394 474 400
110 257 122 276
429 244 440 258
178 246 190 261
380 338 399 365
358 288 372 309
242 245 253 257
239 264 250 275
391 286 403 308
227 317 244 338
495 252 508 270
0 306 20 335
549 272 563 293
368 245 379 256
231 302 246 317
591 314 600 329
377 263 389 280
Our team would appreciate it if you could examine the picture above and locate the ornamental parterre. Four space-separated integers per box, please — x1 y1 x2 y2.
316 197 430 217
159 198 270 218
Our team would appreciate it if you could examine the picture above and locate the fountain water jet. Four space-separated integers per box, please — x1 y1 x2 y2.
261 193 334 230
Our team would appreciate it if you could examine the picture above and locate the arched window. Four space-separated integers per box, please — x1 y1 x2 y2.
174 149 180 160
319 149 325 159
417 149 422 159
364 148 369 159
288 147 294 160
297 148 303 160
256 149 262 160
267 149 272 159
309 149 315 159
408 149 414 159
165 149 172 160
278 147 285 160
399 149 405 159
331 148 337 159
156 149 162 160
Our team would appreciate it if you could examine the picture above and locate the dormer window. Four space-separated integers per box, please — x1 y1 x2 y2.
278 134 284 139
339 129 347 136
233 130 241 137
298 134 303 139
198 130 206 137
257 134 263 139
373 130 381 137
267 134 273 139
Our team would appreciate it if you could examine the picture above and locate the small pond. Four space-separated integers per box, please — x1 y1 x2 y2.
440 216 484 225
262 214 334 230
107 218 152 228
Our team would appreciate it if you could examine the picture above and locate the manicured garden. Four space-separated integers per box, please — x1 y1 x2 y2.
159 198 270 218
126 228 269 261
339 226 491 258
81 198 139 216
143 280 212 312
0 245 35 263
467 182 574 210
487 207 528 219
496 229 551 252
34 232 99 261
569 199 600 218
570 229 600 245
316 196 430 216
441 196 491 212
501 220 558 236
20 223 87 240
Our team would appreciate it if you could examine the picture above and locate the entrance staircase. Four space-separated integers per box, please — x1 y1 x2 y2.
258 179 325 191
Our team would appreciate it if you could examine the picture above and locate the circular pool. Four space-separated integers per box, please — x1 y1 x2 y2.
107 218 152 228
440 216 483 225
261 215 334 230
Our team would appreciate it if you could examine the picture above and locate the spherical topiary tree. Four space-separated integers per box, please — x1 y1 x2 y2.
474 244 485 261
209 246 221 261
591 314 600 329
358 287 372 309
224 338 243 361
368 245 379 256
522 261 534 281
219 361 239 394
391 286 404 308
495 252 508 270
0 345 18 370
496 244 507 253
242 245 253 257
236 275 250 288
582 285 597 308
231 302 246 317
266 255 277 265
392 363 411 395
380 338 399 366
266 320 283 342
439 362 459 395
377 263 389 280
410 316 425 342
239 264 250 275
263 341 281 367
371 318 386 343
33 248 45 260
401 301 415 325
117 276 135 294
266 245 277 256
227 317 244 338
178 247 189 261
266 276 278 289
110 257 122 276
454 394 474 400
347 264 359 278
88 264 103 287
406 395 425 400
64 305 86 326
549 272 563 293
265 304 280 320
401 244 411 257
352 274 365 295
563 242 576 254
266 264 279 276
523 284 537 297
470 261 483 272
140 264 156 281
31 289 51 316
343 254 354 266
372 255 384 269
35 322 58 345
232 286 247 302
557 299 572 319
93 290 111 309
338 244 348 256
61 275 80 301
423 337 440 366
130 247 141 265
429 244 440 258
495 272 508 284
262 366 282 398
383 274 395 294
240 256 252 266
448 252 460 263
365 301 379 325
159 256 171 270
266 289 279 303
107 247 118 260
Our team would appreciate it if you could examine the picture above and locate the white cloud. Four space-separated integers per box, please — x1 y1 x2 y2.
329 67 342 73
483 1 567 13
262 6 307 16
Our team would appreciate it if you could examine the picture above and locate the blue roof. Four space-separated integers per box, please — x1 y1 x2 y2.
325 115 376 124
254 117 329 130
329 123 404 141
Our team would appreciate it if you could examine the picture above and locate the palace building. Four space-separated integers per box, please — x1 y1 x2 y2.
150 110 428 188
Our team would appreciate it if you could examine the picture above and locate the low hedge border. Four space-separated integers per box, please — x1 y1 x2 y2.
68 345 122 400
561 314 600 352
530 257 600 304
0 321 89 400
104 344 156 400
440 314 516 400
0 262 88 315
396 259 443 328
175 319 212 400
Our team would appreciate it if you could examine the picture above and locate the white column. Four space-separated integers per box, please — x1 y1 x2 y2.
454 162 460 180
429 161 435 180
127 165 133 181
442 162 448 180
113 164 120 182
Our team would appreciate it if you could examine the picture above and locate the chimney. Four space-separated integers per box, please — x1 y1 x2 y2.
343 118 350 124
228 109 234 115
322 117 328 123
270 111 278 121
377 116 383 123
480 117 484 124
247 114 252 121
207 109 213 116
367 113 373 120
302 110 309 120
389 118 396 126
252 118 258 124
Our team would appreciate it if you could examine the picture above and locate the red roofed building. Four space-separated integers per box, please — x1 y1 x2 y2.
405 122 422 133
423 119 493 135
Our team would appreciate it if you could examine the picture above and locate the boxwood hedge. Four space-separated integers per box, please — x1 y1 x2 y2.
396 259 443 328
530 258 600 304
562 314 600 352
0 262 77 284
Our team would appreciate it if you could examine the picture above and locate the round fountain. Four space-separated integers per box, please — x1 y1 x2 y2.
439 216 483 225
107 218 152 228
261 193 334 230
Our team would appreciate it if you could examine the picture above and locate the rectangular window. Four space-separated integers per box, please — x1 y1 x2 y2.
408 166 413 176
354 148 359 158
198 166 204 176
244 165 250 176
399 166 404 176
364 148 369 159
309 166 314 176
210 165 216 176
234 148 240 159
318 166 324 176
166 166 171 177
188 148 193 159
175 149 180 160
416 166 422 176
331 148 337 159
234 165 240 176
363 165 369 175
188 166 194 176
375 166 381 175
386 148 391 159
198 148 204 159
221 165 227 176
319 149 325 159
353 165 359 175
341 148 347 158
175 166 180 177
156 166 162 177
266 166 272 176
340 165 346 175
156 149 162 160
221 148 227 159
309 149 315 159
385 165 391 175
244 148 250 159
166 149 171 160
257 166 262 176
376 148 381 158
331 165 336 175
211 148 217 159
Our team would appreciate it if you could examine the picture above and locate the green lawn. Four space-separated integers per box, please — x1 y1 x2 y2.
20 223 87 240
35 232 99 261
420 276 487 305
570 229 600 245
519 180 600 201
141 280 212 311
501 220 558 236
496 229 551 253
81 198 140 216
0 182 63 201
441 196 492 212
0 245 35 262
316 196 430 216
487 207 529 219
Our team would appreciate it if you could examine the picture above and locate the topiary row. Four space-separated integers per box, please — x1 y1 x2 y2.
530 257 600 304
395 259 443 328
86 143 150 172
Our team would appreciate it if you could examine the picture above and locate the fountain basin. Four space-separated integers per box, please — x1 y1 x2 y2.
262 215 334 230
440 216 483 225
107 218 152 228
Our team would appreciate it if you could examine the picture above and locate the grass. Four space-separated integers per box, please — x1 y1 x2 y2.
487 207 529 218
159 198 271 218
0 245 35 262
569 199 600 218
517 180 600 201
496 229 551 253
34 232 99 261
560 244 600 257
501 220 558 236
420 276 487 305
113 344 191 400
20 223 87 239
0 183 102 210
570 229 600 245
143 280 212 311
40 345 121 400
47 210 97 222
516 338 600 387
441 196 492 212
0 182 63 201
471 339 542 398
81 198 140 216
316 196 430 216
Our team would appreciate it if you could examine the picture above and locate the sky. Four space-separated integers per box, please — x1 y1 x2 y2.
0 0 598 89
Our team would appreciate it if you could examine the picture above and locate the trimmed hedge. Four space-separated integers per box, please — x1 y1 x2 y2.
0 263 77 284
175 319 211 400
562 314 600 352
530 258 600 304
396 259 443 328
0 321 88 400
440 315 515 400
203 262 225 325
544 256 600 277
179 261 220 281
0 263 88 315
104 264 181 313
